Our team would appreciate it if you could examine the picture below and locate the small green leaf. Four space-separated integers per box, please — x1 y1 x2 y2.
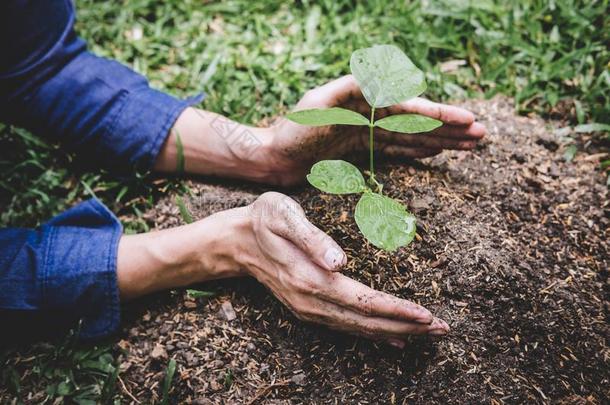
307 160 367 194
375 114 442 134
57 381 72 396
176 195 194 224
286 107 369 126
355 192 416 251
574 123 610 133
563 145 577 162
161 359 177 405
350 44 427 108
186 289 215 298
224 369 234 389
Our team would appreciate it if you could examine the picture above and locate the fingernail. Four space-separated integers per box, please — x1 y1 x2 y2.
387 339 405 349
415 307 433 324
428 328 448 336
429 318 450 335
324 247 345 270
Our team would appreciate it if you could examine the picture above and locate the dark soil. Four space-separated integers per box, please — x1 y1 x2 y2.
7 97 608 404
112 97 608 404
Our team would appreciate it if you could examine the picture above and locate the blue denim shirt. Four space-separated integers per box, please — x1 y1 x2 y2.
0 0 202 340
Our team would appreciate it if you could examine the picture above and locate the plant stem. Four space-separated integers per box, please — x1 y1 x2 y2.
369 106 376 185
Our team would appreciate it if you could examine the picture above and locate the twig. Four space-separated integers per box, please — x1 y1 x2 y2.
118 375 141 404
246 379 290 405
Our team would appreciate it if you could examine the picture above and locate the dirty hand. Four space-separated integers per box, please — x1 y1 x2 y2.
230 192 449 346
117 192 449 347
265 74 486 185
155 75 484 186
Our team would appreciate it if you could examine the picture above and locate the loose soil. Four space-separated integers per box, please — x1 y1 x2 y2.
7 97 610 404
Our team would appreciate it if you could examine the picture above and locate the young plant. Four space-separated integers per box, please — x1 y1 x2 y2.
286 44 442 251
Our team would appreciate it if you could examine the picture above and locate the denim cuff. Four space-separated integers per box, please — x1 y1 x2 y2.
40 198 122 340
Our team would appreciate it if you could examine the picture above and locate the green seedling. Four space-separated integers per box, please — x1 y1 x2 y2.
175 195 194 224
186 289 215 298
286 44 442 251
161 358 177 405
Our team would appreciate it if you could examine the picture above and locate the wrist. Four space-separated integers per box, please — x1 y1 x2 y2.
228 125 279 183
190 207 253 280
116 209 251 300
155 107 280 183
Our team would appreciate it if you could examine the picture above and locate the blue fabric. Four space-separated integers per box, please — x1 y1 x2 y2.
0 0 202 340
0 199 122 340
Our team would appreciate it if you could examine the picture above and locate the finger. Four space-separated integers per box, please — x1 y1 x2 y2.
268 195 347 272
321 274 434 323
321 302 449 338
380 146 442 159
298 75 362 109
430 121 486 139
378 133 478 150
388 97 475 126
296 297 447 339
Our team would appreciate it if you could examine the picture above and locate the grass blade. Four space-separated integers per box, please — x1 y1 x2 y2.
175 130 185 173
161 358 177 405
175 195 194 224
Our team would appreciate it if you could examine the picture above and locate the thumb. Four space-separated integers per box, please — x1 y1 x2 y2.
297 75 361 109
269 196 347 271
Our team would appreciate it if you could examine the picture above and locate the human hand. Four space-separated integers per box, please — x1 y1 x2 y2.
231 192 449 346
155 75 484 187
265 75 486 185
117 191 449 346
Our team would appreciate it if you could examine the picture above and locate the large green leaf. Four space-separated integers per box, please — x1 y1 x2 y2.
355 192 416 251
350 44 427 108
307 160 367 194
375 114 442 133
286 107 369 126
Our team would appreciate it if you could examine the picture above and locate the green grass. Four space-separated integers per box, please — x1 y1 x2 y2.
1 0 608 402
0 331 120 404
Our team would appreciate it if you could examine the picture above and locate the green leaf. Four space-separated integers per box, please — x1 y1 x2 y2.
176 195 194 224
286 107 369 126
223 369 234 389
57 381 72 396
355 192 416 251
100 362 120 404
161 359 177 405
375 114 442 134
306 160 367 194
350 44 427 108
186 289 215 298
574 123 610 133
563 145 577 162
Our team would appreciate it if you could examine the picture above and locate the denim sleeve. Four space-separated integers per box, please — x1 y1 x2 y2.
0 0 203 171
0 199 123 341
0 1 204 340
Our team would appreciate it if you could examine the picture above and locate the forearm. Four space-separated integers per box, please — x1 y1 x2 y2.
154 107 277 183
116 209 250 301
